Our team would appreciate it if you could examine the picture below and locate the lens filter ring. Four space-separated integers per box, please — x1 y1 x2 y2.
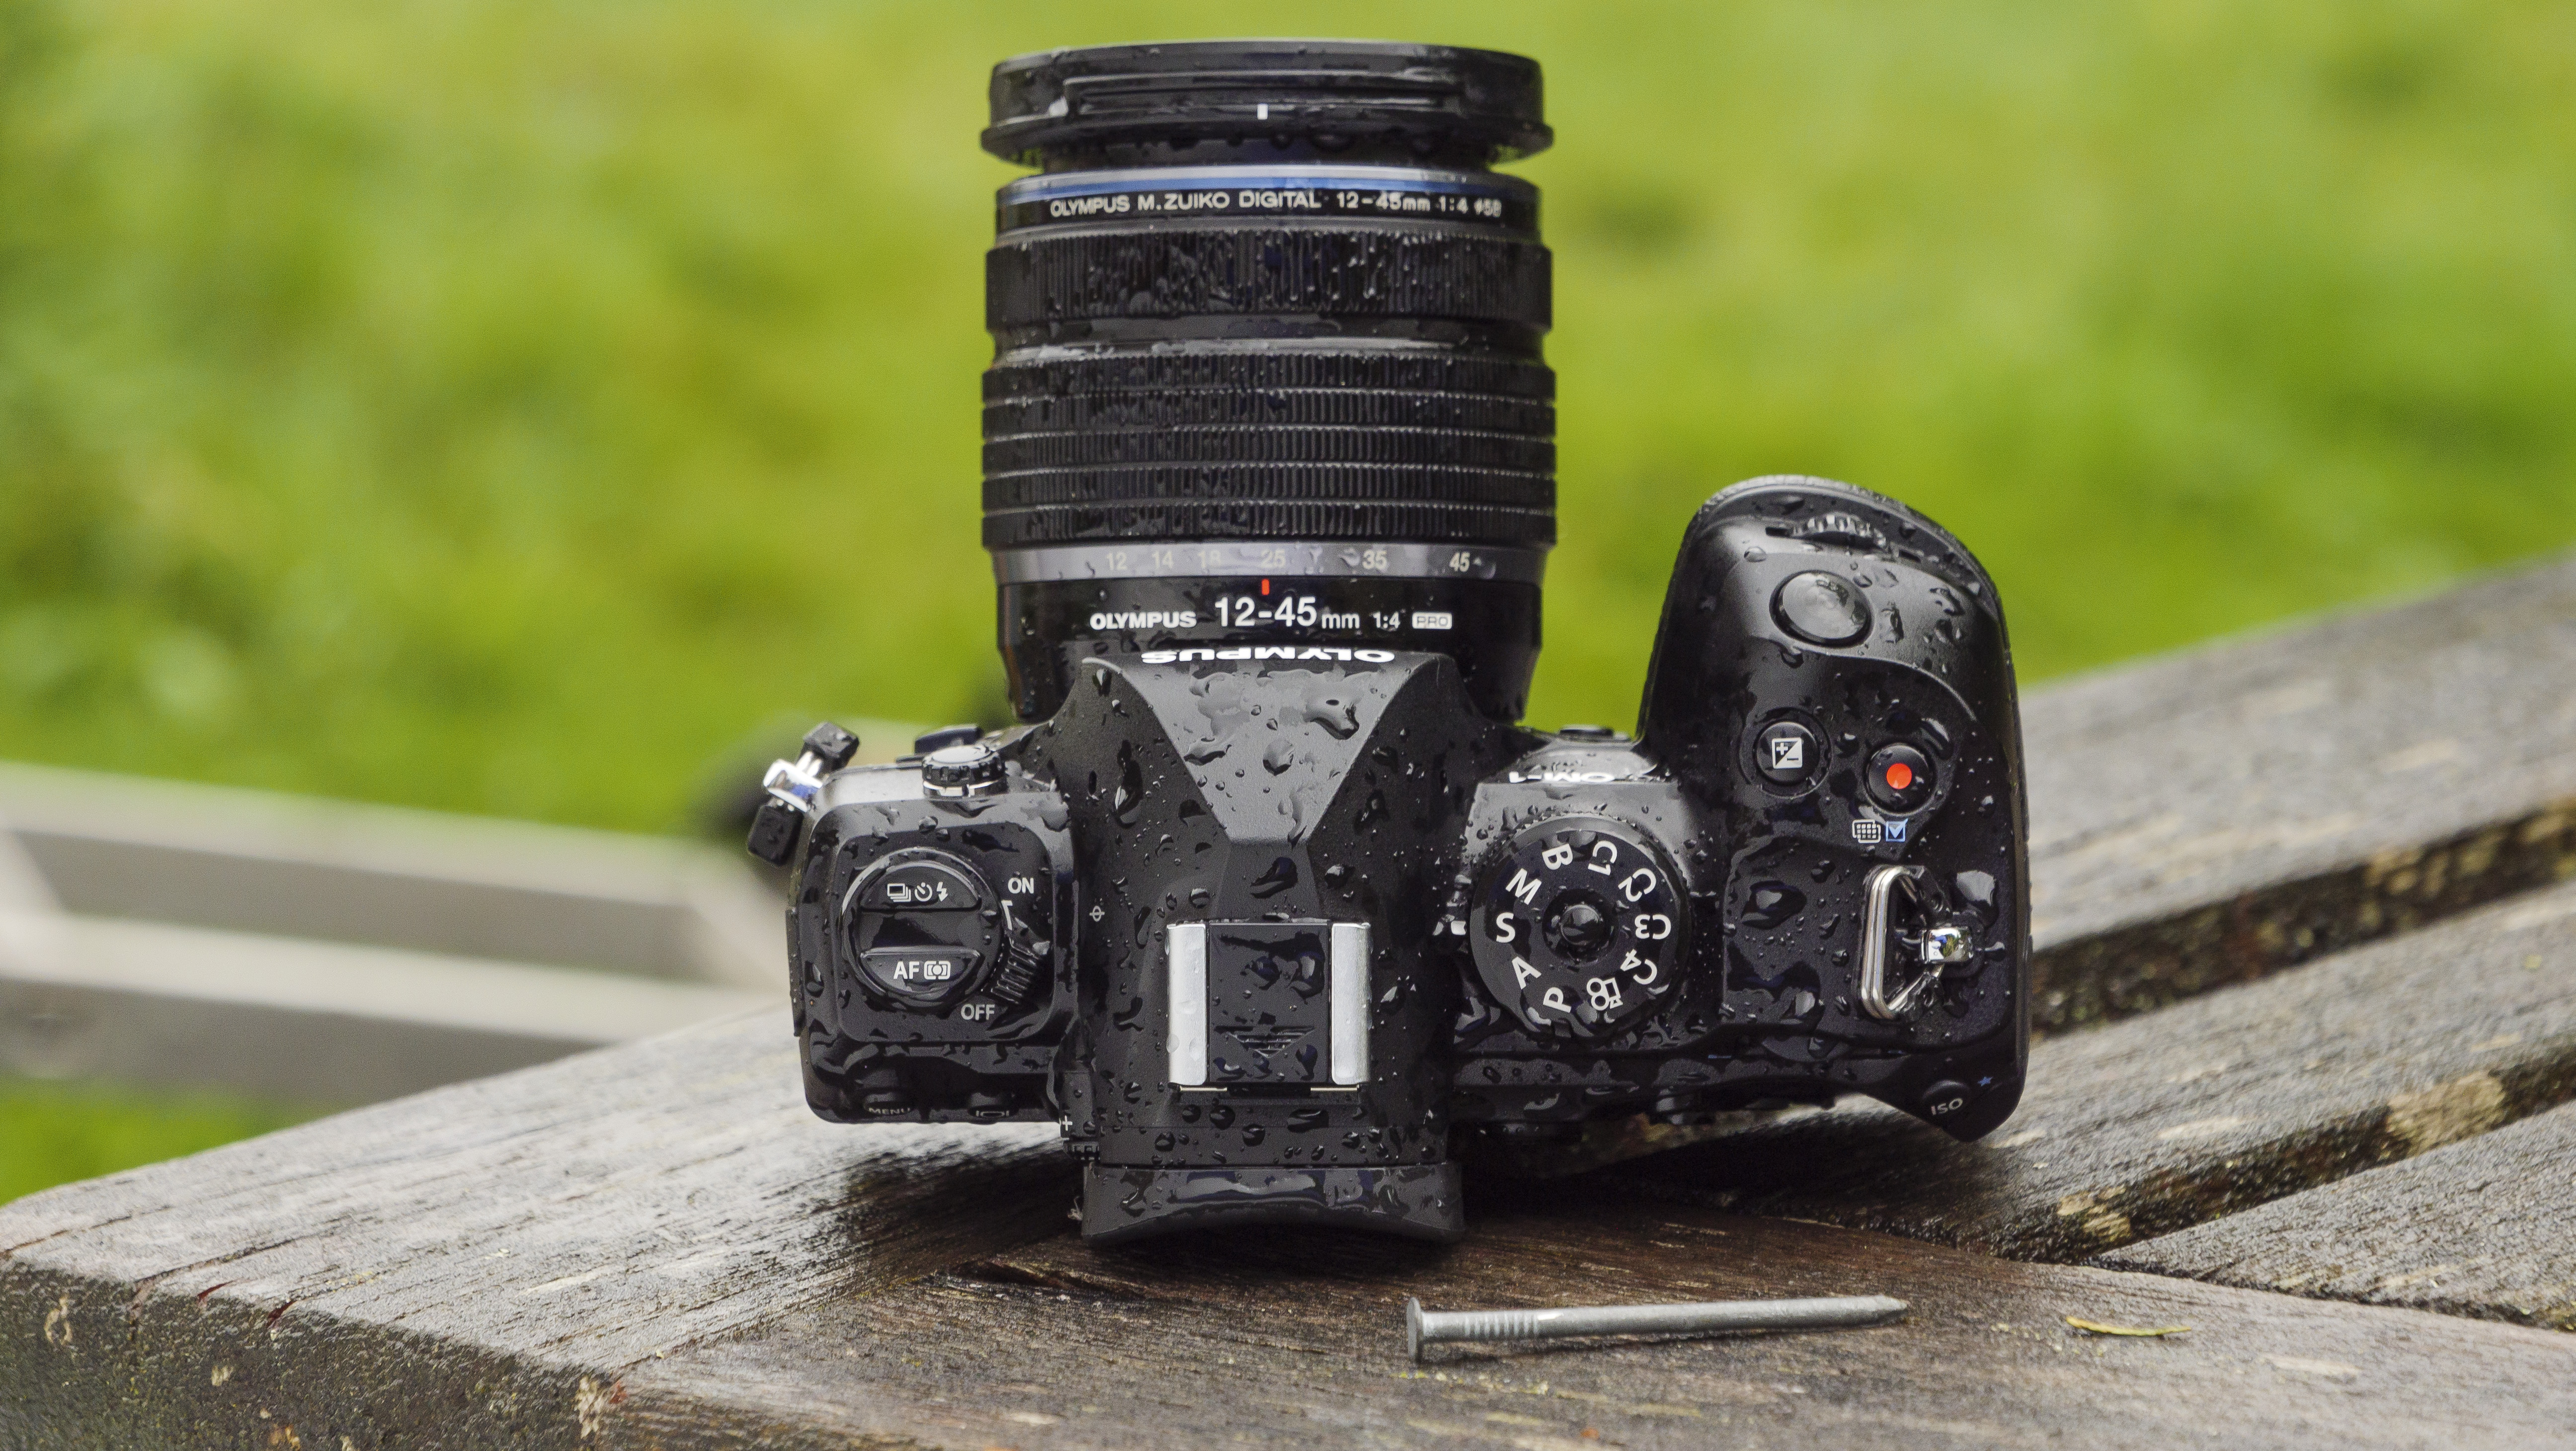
984 40 1551 168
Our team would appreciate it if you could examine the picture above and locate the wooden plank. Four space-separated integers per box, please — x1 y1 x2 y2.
2020 552 2576 1030
22 1190 2572 1450
2100 1099 2576 1330
0 1008 1077 1449
10 1013 2576 1448
616 1209 2576 1451
0 762 782 987
0 910 765 1098
1593 879 2576 1261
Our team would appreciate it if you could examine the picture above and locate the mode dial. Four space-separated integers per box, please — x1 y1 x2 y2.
1466 817 1687 1041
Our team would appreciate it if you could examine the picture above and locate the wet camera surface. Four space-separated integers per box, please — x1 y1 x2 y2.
750 40 2029 1243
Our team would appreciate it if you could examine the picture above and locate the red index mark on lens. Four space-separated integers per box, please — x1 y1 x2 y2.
1261 578 1271 595
1885 761 1915 791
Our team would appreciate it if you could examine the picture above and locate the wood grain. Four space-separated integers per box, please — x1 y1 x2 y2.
2101 1099 2576 1330
606 1201 2576 1451
2021 553 2576 1030
0 1008 1074 1449
1603 879 2576 1260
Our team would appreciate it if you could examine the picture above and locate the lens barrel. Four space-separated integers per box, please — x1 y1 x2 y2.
984 41 1555 721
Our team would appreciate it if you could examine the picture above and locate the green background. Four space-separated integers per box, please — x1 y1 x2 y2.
4 0 2574 1193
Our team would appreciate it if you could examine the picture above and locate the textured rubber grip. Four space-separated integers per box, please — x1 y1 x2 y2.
983 352 1555 399
983 386 1556 436
983 425 1555 475
987 229 1550 328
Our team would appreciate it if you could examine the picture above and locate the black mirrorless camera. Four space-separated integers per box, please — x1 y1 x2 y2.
749 40 2029 1244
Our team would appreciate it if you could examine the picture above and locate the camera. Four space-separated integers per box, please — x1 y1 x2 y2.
749 40 2028 1244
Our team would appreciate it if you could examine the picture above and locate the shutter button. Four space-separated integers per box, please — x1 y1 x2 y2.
1772 572 1871 646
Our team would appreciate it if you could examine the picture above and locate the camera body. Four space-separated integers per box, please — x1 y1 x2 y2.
752 42 2028 1243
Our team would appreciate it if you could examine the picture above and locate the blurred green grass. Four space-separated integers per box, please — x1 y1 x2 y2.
6 0 2574 834
2 0 2573 1201
0 1075 320 1205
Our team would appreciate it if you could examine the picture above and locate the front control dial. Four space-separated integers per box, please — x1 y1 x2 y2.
1467 817 1687 1041
845 848 998 1010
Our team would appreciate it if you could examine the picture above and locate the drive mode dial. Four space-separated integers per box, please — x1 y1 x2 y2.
1467 817 1687 1041
845 848 998 1010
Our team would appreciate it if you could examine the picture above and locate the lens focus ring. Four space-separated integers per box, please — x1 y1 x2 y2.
988 229 1549 331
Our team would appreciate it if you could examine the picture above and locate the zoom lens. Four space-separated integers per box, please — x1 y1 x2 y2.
982 40 1555 722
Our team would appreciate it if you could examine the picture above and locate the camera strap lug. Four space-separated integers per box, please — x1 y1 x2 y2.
746 722 862 866
1858 865 1970 1021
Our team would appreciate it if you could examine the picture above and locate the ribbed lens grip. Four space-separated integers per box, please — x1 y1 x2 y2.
983 351 1554 548
985 426 1554 473
988 229 1549 329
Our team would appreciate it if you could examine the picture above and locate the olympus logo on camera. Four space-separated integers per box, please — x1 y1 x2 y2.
1088 610 1199 630
1138 646 1397 665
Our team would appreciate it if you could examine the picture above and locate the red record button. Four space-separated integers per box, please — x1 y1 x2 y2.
1865 743 1935 812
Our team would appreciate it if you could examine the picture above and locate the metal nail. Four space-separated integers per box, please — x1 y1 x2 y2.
1404 1293 1908 1362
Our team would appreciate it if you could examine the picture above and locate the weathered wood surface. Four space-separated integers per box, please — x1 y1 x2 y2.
35 1192 2573 1451
2103 1098 2576 1330
1603 878 2576 1260
2022 553 2576 1030
0 1009 1075 1449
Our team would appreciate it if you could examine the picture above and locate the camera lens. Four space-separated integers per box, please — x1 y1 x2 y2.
981 40 1555 722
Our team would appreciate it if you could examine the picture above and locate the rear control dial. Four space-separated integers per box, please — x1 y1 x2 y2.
1467 817 1686 1041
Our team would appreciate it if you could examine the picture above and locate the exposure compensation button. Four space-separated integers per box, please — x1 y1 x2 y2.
1753 720 1825 788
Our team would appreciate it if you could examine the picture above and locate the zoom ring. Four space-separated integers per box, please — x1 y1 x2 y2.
982 348 1553 547
987 229 1550 328
985 353 1554 398
985 463 1554 510
984 388 1555 435
985 426 1555 474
